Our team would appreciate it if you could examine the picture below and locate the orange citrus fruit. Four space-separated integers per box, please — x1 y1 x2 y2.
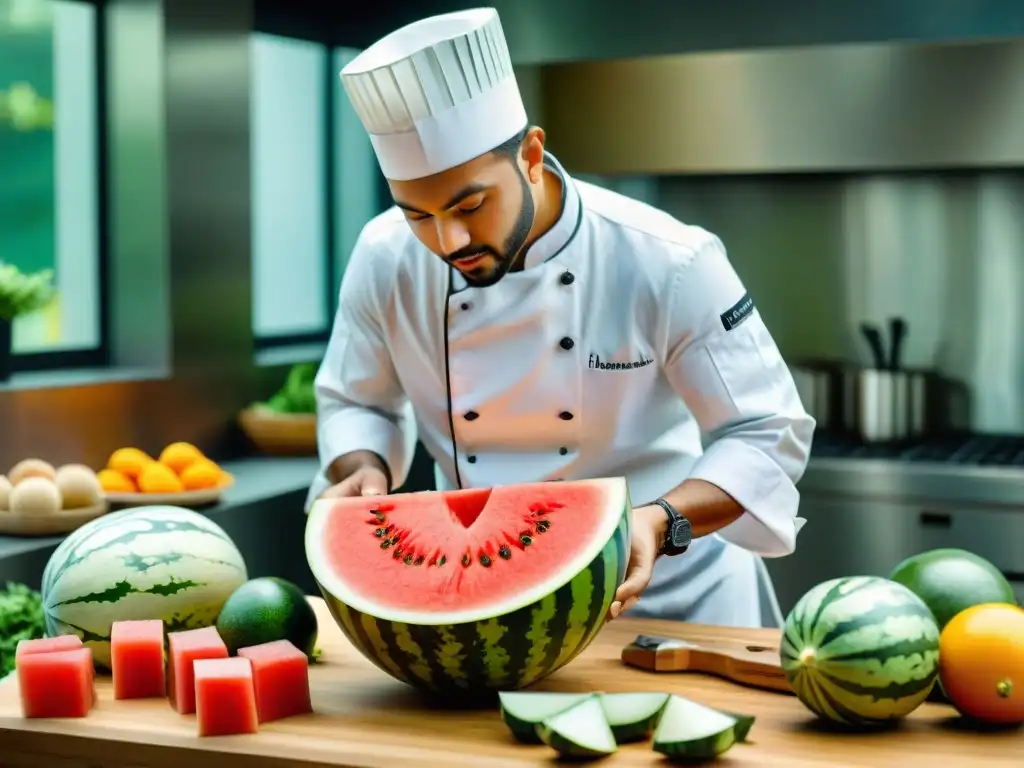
179 460 222 491
137 462 185 494
107 448 154 480
97 469 137 493
158 442 205 475
939 602 1024 725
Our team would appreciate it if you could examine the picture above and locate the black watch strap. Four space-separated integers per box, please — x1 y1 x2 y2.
651 498 692 557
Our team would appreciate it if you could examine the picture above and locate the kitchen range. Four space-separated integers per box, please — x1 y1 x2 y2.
767 431 1024 617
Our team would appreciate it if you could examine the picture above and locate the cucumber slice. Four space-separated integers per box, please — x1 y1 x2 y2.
497 691 592 744
537 696 618 758
651 695 755 760
598 691 670 742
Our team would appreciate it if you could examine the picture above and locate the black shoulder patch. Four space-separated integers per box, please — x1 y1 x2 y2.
720 292 755 331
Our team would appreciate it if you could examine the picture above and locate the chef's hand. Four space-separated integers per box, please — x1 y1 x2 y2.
606 505 667 621
319 451 391 499
320 466 389 499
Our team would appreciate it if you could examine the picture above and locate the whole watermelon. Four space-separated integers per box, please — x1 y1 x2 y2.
41 505 248 668
888 548 1017 630
780 575 940 729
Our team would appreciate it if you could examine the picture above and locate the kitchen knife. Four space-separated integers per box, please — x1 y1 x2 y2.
622 634 792 695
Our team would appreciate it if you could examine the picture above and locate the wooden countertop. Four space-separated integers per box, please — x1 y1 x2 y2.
0 598 1020 767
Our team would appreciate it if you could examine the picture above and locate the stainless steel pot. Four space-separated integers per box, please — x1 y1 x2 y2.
843 368 929 442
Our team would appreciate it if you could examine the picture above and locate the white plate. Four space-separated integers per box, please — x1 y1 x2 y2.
104 475 234 508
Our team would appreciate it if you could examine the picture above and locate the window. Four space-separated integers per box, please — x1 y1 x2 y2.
250 33 330 346
250 37 387 353
0 0 104 371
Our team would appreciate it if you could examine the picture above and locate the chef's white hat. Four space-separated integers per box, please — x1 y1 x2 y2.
340 7 527 181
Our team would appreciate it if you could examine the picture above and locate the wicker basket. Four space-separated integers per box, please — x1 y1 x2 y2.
238 406 317 456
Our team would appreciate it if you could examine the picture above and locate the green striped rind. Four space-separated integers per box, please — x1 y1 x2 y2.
41 505 248 669
779 575 940 728
316 494 631 695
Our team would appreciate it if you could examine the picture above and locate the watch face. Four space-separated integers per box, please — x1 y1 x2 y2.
670 519 691 548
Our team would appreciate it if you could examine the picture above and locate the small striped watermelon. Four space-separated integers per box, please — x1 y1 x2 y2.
42 505 248 669
305 477 631 695
780 575 940 728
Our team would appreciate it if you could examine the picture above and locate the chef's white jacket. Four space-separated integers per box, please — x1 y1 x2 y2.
307 152 816 628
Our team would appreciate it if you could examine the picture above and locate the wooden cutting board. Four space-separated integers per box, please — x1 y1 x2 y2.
0 599 1021 767
621 633 792 694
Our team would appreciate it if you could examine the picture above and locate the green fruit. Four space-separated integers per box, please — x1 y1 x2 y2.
889 548 1016 630
215 577 318 657
780 575 940 728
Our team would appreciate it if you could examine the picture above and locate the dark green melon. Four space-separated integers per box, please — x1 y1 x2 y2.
889 547 1017 630
215 576 319 657
305 478 631 695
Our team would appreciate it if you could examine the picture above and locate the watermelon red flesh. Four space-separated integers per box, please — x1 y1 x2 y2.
237 639 312 723
111 620 166 699
319 481 611 618
168 626 228 714
18 647 95 718
194 657 259 737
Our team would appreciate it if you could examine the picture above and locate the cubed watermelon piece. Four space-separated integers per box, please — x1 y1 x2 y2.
15 634 83 658
237 639 313 723
194 657 259 737
17 647 95 718
168 626 228 714
111 619 166 699
17 634 96 705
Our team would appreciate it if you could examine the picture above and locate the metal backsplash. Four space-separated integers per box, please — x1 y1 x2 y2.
540 38 1024 175
655 171 1024 435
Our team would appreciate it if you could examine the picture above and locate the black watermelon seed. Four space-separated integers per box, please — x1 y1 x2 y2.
461 554 471 567
380 539 392 550
498 546 511 560
403 555 414 565
520 534 533 546
373 511 385 522
480 555 492 567
437 555 447 567
536 520 550 533
392 548 404 560
413 556 424 566
374 528 387 537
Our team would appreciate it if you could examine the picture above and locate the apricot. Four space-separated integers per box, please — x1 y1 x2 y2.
137 462 184 494
180 460 222 491
97 469 137 493
108 448 154 480
159 442 205 475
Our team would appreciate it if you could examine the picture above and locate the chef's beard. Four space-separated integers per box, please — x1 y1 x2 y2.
445 167 535 288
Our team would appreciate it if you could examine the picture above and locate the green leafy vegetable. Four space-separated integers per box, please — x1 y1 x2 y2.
0 261 56 322
0 582 46 677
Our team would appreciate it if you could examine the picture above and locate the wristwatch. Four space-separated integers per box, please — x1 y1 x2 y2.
650 498 692 556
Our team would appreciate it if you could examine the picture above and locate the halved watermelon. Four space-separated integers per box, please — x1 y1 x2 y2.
305 477 631 694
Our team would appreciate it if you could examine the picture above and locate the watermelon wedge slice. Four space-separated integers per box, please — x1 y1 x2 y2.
305 477 632 695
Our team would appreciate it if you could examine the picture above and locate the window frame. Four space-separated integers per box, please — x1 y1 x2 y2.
7 0 111 373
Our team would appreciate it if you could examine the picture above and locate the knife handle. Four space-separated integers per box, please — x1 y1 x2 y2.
622 636 792 694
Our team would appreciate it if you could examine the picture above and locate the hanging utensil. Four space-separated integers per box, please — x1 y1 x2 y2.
858 322 887 370
887 316 907 371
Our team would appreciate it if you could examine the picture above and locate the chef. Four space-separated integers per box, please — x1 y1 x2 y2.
306 7 816 628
